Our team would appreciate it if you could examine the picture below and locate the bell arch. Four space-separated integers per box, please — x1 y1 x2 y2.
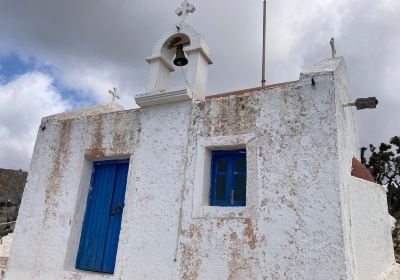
161 33 191 63
142 24 213 102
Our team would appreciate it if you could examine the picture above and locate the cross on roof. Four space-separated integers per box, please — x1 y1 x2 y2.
108 87 120 102
175 0 196 25
330 37 336 58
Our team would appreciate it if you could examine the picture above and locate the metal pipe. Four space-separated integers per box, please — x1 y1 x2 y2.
343 97 379 110
261 0 267 87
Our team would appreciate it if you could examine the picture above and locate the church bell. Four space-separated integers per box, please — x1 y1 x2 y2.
173 45 188 67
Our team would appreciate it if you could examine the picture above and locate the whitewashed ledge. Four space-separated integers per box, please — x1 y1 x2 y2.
135 88 192 107
42 103 125 123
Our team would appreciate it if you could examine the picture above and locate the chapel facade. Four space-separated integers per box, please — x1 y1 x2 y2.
5 1 400 279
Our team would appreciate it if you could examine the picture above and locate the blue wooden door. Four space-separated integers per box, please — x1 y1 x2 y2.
76 159 129 274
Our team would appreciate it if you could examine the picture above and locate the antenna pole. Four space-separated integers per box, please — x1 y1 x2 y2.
261 0 267 87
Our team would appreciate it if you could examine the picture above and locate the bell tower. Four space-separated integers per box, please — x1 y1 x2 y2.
135 1 213 107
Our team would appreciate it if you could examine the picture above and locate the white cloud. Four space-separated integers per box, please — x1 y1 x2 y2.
60 65 117 103
0 72 70 170
0 0 398 170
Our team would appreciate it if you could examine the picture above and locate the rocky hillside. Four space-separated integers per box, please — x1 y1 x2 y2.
0 169 27 238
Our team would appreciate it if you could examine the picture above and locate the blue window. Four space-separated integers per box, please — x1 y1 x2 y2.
210 150 246 206
76 159 129 274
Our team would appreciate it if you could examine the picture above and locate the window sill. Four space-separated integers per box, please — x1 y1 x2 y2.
192 205 252 219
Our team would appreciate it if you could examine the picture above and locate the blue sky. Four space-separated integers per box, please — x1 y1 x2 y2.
0 53 95 107
0 0 399 170
0 54 34 82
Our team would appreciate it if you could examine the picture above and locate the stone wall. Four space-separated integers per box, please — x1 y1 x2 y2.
0 234 13 278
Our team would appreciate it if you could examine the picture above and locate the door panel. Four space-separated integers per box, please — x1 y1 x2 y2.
76 160 129 274
102 163 129 273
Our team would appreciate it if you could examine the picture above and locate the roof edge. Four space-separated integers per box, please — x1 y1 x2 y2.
206 80 298 100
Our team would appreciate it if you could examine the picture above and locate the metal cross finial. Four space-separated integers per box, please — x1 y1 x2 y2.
330 37 336 58
175 0 196 25
108 87 120 102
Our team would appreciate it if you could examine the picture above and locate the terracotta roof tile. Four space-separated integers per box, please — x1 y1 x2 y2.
351 157 374 182
206 81 298 100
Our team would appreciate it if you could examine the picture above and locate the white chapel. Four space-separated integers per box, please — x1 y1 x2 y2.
5 1 400 279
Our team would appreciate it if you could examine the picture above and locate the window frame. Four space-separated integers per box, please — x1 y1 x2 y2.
210 149 246 207
191 133 256 219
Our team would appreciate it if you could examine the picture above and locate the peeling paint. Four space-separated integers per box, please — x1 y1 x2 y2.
6 58 397 280
44 119 72 223
180 243 202 280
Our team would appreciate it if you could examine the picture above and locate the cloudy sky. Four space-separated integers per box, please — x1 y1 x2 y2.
0 0 399 170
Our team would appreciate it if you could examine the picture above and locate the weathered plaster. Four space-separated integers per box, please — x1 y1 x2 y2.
6 58 396 280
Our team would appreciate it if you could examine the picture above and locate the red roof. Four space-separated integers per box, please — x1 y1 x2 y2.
351 157 374 182
206 81 298 100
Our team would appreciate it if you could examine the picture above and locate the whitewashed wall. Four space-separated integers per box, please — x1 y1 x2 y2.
6 58 396 280
349 178 396 280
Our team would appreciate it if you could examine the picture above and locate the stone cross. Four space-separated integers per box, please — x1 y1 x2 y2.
175 0 196 25
330 37 336 58
108 87 120 102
